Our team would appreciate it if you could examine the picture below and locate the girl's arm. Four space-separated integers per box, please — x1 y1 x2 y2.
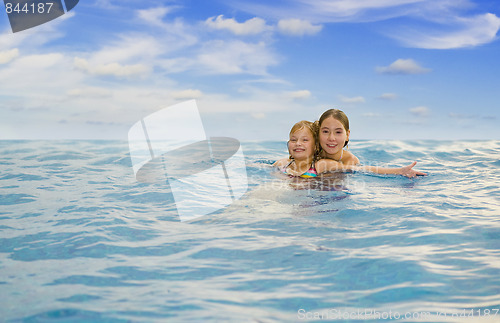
273 158 290 168
316 160 426 178
356 161 426 178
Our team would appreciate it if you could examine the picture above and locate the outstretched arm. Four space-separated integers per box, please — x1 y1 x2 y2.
317 160 427 178
357 161 426 178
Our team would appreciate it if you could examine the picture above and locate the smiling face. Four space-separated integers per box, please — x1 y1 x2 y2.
288 127 315 161
319 116 350 157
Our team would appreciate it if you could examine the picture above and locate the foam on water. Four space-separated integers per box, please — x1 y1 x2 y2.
0 140 499 322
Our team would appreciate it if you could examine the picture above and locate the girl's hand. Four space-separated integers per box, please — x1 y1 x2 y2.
400 161 427 178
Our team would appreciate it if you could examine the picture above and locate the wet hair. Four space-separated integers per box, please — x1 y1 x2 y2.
288 120 318 159
317 109 350 148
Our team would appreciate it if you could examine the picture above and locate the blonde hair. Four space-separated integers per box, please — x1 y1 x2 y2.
288 120 318 159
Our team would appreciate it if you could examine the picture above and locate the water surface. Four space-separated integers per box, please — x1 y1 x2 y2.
0 140 499 322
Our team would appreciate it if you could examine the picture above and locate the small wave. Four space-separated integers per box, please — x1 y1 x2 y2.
37 152 93 162
0 173 48 181
0 193 37 205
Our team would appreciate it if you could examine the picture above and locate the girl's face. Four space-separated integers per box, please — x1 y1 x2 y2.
319 116 349 156
288 127 315 160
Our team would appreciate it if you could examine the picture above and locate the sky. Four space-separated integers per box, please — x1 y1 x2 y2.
0 0 499 141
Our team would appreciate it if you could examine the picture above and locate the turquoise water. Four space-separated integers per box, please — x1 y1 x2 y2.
0 140 499 322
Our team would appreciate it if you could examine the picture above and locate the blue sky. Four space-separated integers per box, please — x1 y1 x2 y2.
1 0 499 140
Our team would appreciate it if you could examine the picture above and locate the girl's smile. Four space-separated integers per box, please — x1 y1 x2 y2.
319 116 349 158
288 127 315 160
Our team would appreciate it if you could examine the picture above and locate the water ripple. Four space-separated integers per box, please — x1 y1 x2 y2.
0 140 499 322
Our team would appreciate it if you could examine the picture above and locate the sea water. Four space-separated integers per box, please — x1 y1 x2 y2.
0 140 499 322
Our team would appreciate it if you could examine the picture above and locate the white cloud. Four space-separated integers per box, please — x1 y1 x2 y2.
0 52 84 116
197 40 279 75
339 95 365 104
287 90 312 100
229 0 500 48
410 106 430 117
74 57 150 77
137 7 173 27
277 19 323 36
93 0 118 10
0 48 19 64
73 10 275 78
376 58 431 74
228 0 456 22
205 15 270 35
251 112 266 119
0 13 73 51
171 89 203 100
0 5 285 139
70 35 168 78
12 53 64 70
394 13 500 49
67 87 113 98
156 57 194 73
89 35 165 64
378 93 398 100
194 89 308 114
94 63 149 77
136 6 198 50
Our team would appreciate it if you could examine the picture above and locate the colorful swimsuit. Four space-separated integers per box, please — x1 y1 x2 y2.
282 160 317 178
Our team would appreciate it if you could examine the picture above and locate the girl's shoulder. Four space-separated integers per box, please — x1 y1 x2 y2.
273 158 291 168
342 150 360 165
315 158 334 173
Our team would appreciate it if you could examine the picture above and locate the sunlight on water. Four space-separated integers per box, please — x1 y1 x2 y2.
0 140 499 322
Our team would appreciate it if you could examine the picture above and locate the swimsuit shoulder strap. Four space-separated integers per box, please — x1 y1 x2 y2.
281 159 294 173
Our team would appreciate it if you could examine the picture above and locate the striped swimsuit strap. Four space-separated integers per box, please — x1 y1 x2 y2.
282 160 317 178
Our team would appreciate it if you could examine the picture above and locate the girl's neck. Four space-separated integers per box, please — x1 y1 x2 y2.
289 157 313 173
325 149 343 162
